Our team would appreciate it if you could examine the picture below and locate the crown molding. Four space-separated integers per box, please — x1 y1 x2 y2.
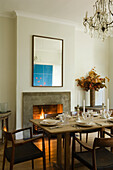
0 10 83 31
15 10 79 27
0 11 16 18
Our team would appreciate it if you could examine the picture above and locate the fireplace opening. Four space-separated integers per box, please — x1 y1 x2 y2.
33 104 63 135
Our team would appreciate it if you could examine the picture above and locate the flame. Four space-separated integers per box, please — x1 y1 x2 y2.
3 126 7 132
40 108 44 119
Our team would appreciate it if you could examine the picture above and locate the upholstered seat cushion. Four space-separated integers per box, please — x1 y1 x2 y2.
5 142 43 164
74 148 113 170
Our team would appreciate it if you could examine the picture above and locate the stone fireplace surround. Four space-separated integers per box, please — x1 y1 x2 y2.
23 92 71 138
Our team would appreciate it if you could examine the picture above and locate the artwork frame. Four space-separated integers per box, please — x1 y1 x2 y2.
32 35 63 87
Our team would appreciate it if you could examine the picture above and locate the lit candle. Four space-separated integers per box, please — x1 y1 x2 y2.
107 98 109 112
85 11 88 19
83 100 85 113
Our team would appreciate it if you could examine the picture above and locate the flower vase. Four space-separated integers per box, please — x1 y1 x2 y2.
90 89 95 107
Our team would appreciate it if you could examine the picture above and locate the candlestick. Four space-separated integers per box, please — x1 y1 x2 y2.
85 11 88 19
83 100 85 113
102 103 104 111
76 105 80 121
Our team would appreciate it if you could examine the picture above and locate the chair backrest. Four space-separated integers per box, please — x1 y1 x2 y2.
3 130 14 143
93 137 113 148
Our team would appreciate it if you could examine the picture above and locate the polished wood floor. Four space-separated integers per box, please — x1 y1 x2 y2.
0 132 98 170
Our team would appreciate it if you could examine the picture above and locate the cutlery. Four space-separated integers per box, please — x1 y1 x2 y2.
72 125 80 129
106 120 113 124
49 126 62 129
95 122 102 126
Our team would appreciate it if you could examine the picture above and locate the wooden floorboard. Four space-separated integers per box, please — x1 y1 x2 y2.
0 132 99 170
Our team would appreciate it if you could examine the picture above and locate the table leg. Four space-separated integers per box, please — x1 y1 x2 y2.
64 132 70 170
111 127 113 152
57 134 62 168
100 127 105 138
2 119 3 143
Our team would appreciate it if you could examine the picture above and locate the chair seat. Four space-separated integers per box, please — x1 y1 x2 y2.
5 142 43 164
74 148 113 170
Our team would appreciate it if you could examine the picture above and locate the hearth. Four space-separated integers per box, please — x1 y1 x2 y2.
33 104 63 134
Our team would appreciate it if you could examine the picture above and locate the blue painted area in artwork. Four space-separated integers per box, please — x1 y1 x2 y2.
33 64 53 86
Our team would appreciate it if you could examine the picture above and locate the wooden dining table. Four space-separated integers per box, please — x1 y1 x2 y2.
30 116 113 170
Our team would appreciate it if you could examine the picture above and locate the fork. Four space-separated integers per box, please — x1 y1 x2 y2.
49 126 61 129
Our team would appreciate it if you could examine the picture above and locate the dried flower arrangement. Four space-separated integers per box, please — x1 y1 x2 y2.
75 68 109 91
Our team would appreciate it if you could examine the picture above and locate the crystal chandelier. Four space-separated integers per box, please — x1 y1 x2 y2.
83 0 113 40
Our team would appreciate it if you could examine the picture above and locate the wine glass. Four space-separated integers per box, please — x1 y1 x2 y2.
106 110 112 119
82 112 87 120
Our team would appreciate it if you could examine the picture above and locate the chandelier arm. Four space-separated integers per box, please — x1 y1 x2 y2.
92 12 98 19
83 19 97 29
108 0 113 16
107 20 113 26
108 25 113 28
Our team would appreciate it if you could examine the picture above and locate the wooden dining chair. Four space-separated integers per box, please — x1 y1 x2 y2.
2 127 46 170
79 128 101 151
72 131 113 170
72 111 100 151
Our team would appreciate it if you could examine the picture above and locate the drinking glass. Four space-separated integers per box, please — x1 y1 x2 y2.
64 111 69 124
1 103 8 112
82 112 87 120
100 110 103 116
86 110 94 122
106 110 112 119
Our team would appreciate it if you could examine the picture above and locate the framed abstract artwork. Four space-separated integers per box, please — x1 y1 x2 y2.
32 35 63 87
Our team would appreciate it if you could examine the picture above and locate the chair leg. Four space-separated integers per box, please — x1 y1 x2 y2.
32 160 34 170
48 137 50 162
43 155 46 170
86 133 88 143
43 136 46 170
98 131 99 138
80 133 82 152
10 163 14 170
63 136 65 148
72 133 75 170
2 154 5 170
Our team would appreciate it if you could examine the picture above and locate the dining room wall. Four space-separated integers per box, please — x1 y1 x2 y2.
108 38 113 108
74 29 109 106
16 15 109 138
0 16 16 136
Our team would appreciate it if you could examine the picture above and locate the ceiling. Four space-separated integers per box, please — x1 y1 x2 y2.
0 0 94 25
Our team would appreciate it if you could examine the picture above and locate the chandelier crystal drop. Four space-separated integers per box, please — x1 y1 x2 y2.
83 0 113 41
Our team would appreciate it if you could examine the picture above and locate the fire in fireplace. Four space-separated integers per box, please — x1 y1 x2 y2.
33 104 63 119
33 104 63 134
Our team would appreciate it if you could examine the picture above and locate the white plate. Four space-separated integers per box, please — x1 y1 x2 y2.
76 122 94 127
109 117 113 122
93 113 99 117
40 119 59 126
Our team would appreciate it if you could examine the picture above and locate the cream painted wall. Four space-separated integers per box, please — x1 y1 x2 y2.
16 16 109 139
108 38 113 108
0 16 16 136
75 30 109 106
